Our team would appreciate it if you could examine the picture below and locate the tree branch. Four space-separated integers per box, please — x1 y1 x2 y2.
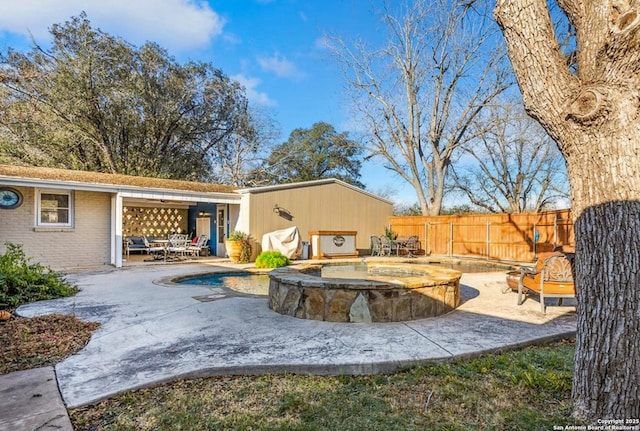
494 0 579 131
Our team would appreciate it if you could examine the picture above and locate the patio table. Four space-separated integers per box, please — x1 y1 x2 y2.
149 239 169 261
393 238 407 256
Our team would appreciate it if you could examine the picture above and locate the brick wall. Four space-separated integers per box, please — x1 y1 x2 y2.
1 186 112 269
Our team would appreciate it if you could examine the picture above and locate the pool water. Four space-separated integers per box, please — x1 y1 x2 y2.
176 272 270 295
424 261 514 273
320 264 422 279
322 262 511 278
176 261 511 294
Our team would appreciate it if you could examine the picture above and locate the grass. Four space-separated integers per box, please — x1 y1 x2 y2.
1 313 578 430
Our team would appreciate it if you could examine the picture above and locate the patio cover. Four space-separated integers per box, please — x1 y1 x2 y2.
261 226 302 259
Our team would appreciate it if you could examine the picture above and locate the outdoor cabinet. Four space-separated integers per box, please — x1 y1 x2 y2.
309 231 358 259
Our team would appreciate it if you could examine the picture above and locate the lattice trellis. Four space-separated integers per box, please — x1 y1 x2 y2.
123 207 187 237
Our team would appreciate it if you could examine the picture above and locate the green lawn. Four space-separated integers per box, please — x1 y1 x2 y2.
69 339 579 431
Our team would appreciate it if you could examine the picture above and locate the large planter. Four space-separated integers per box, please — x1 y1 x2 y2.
506 271 521 291
225 240 244 262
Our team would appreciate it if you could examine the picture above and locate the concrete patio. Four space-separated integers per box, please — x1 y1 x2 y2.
2 260 577 428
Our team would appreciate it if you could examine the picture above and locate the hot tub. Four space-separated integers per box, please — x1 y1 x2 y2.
268 261 461 323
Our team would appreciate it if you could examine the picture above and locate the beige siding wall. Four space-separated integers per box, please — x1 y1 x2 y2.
1 186 112 269
246 183 393 254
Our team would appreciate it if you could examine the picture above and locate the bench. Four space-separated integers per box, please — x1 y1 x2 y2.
124 236 151 256
518 252 575 314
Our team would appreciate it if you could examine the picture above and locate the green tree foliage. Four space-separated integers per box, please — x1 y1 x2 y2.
252 122 363 187
0 14 256 182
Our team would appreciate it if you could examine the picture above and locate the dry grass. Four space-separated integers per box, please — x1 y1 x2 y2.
0 164 236 193
0 312 577 430
0 312 99 374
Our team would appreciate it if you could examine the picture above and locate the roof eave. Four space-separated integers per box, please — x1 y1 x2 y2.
236 178 393 205
0 175 241 203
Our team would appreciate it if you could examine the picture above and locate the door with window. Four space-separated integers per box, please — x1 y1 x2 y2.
196 217 211 255
216 206 226 257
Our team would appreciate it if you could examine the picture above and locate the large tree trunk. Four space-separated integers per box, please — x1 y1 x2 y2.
573 202 640 418
495 0 640 421
569 128 640 418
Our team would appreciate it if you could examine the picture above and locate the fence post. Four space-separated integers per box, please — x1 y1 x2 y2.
533 222 537 260
449 221 453 257
486 221 491 260
425 222 430 256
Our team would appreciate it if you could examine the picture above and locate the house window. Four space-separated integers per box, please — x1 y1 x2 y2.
36 189 73 226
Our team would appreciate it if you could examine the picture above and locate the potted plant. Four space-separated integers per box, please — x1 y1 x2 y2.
384 226 398 241
225 231 252 263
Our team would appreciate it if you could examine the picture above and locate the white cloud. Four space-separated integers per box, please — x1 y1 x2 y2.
314 35 332 51
223 33 242 46
0 0 225 52
232 73 276 107
257 52 304 79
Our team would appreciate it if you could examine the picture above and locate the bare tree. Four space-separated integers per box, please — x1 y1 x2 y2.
451 103 569 213
495 0 640 420
331 0 511 215
208 106 279 187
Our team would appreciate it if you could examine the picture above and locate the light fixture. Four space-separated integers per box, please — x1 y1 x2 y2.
272 204 294 221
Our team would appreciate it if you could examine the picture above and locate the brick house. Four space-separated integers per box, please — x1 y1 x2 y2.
0 165 393 269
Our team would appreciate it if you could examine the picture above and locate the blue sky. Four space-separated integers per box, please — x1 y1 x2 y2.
0 0 416 203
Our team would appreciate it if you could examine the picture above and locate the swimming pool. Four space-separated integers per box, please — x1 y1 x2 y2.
175 272 270 295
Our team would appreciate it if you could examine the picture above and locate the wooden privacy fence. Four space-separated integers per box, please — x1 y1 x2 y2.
388 209 574 263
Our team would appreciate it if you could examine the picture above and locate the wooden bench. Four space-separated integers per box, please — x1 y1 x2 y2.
518 252 575 314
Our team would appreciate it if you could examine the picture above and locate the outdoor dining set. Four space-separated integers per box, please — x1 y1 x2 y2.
124 234 209 261
370 235 421 257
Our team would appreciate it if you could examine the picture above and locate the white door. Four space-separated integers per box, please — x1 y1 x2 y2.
216 206 226 257
195 217 210 239
196 217 211 255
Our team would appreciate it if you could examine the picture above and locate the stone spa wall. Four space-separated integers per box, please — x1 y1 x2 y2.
268 262 462 323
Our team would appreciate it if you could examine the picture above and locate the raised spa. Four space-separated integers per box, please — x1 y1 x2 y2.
268 262 462 323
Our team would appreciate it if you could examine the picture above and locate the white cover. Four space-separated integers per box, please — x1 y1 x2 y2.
261 226 302 259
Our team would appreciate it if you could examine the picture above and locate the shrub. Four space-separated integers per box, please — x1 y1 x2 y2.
0 242 79 308
255 251 291 269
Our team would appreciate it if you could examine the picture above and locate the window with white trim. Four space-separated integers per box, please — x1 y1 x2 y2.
36 189 74 226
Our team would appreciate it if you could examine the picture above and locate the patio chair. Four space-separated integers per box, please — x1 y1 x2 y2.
400 235 420 257
186 234 209 257
143 236 167 260
518 252 575 314
370 235 382 256
379 236 394 256
168 234 190 258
